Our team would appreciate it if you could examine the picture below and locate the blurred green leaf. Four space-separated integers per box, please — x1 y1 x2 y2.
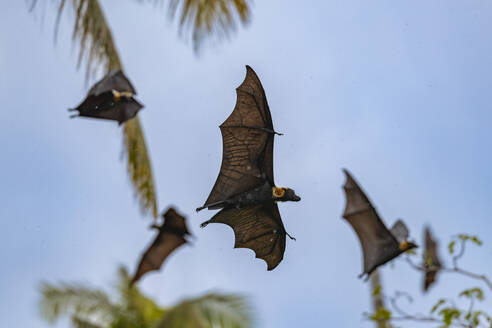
438 307 461 326
372 285 382 297
459 287 484 301
369 308 392 322
448 240 456 254
431 299 446 314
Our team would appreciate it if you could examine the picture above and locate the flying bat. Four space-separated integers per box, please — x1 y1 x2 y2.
197 65 300 270
69 70 143 125
342 169 417 278
422 226 442 292
131 207 191 285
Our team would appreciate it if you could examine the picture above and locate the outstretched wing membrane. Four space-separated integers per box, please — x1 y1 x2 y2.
131 208 189 284
342 169 401 276
423 226 442 291
201 202 286 270
88 70 136 96
202 66 276 208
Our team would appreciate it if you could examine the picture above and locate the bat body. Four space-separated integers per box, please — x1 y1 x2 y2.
342 169 417 278
198 66 300 270
131 208 190 285
69 70 143 125
423 226 442 291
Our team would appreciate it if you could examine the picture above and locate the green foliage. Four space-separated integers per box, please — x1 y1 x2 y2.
460 288 484 301
123 118 158 218
157 293 254 328
39 282 117 327
438 307 461 326
39 266 253 328
370 233 492 328
372 285 382 297
430 299 446 314
457 234 483 246
136 0 252 51
168 0 252 51
448 234 483 255
52 0 122 80
448 240 456 254
369 308 392 322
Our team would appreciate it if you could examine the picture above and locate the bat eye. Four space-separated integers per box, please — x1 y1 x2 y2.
272 187 286 198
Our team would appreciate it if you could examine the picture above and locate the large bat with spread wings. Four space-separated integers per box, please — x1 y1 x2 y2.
342 169 417 278
69 70 143 125
422 226 442 292
197 65 300 271
130 207 190 285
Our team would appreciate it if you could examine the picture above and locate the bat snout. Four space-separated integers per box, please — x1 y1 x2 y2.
286 188 300 202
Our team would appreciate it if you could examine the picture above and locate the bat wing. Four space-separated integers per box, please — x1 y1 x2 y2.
131 231 186 285
423 226 442 291
88 70 137 96
342 169 401 276
202 66 276 208
202 202 286 270
390 219 409 243
162 207 191 236
74 92 143 124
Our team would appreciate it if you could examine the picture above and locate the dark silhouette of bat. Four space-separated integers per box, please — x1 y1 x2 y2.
422 226 442 292
342 169 417 278
68 70 143 125
197 65 300 270
130 207 191 285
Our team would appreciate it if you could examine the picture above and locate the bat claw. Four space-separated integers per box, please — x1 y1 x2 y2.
286 232 296 240
200 221 210 228
196 206 205 212
358 272 370 281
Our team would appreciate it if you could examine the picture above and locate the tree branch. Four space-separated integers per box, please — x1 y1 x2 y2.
405 253 492 291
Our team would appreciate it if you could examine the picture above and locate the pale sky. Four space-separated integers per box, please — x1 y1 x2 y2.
1 1 492 327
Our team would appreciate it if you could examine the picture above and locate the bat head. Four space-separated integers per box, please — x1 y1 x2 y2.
399 240 418 252
272 187 301 202
162 207 191 237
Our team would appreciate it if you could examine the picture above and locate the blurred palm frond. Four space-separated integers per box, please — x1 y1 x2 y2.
39 266 254 328
72 316 104 328
137 0 252 52
158 293 254 328
39 282 117 326
123 117 158 219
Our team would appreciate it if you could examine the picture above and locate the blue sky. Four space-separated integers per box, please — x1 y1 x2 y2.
1 0 492 327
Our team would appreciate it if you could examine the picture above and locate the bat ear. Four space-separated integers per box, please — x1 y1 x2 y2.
272 187 286 198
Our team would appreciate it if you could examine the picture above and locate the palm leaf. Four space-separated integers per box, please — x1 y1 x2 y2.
32 0 158 218
39 282 119 326
123 117 158 218
138 0 252 51
72 316 104 328
158 293 254 328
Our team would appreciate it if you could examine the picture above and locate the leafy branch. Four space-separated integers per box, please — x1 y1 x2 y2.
406 234 492 290
367 234 492 328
